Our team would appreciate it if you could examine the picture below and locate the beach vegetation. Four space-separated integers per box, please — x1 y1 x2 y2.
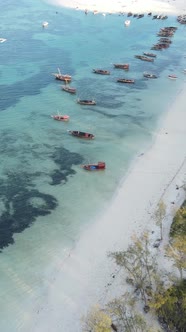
170 203 186 238
155 279 186 332
81 304 112 332
109 232 157 307
106 293 159 332
154 200 166 240
165 235 186 280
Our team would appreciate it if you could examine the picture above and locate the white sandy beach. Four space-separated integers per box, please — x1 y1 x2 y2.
26 76 186 331
49 0 186 14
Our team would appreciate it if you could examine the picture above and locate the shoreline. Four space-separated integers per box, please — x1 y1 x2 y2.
47 0 186 15
30 81 186 331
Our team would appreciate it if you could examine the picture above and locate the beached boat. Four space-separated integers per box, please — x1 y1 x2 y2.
42 21 49 28
114 63 129 70
92 69 110 75
51 114 69 121
68 131 95 139
168 74 177 80
0 38 7 43
77 99 96 105
143 52 157 58
143 72 157 79
82 161 106 171
124 20 131 26
117 78 135 84
135 55 154 62
52 68 72 82
62 85 76 94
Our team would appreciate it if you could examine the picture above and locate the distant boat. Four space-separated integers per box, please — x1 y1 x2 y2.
168 74 177 80
117 78 135 84
143 72 157 79
0 38 7 43
143 52 157 58
135 55 154 62
62 85 76 94
82 161 106 171
51 114 69 121
124 20 131 26
42 21 48 28
52 68 72 82
114 63 129 70
68 130 95 139
92 69 110 75
77 99 96 105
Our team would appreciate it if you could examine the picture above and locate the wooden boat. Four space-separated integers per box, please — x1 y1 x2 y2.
143 52 157 58
82 161 106 171
143 72 157 79
114 63 129 70
77 99 96 105
168 74 177 80
52 68 71 82
117 78 135 84
92 69 110 75
135 55 154 62
62 85 76 94
51 114 69 121
68 130 95 139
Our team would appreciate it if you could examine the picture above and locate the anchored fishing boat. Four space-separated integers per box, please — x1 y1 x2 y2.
92 69 110 75
62 85 76 94
124 20 131 26
68 131 95 139
52 68 71 82
168 74 177 79
51 114 69 121
0 38 7 43
143 52 157 58
117 78 135 84
77 99 96 105
135 55 154 62
143 72 157 79
42 21 49 28
82 161 106 171
114 64 129 70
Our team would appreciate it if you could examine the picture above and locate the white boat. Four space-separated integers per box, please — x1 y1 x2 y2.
183 69 186 74
124 20 131 27
0 38 7 43
42 21 49 28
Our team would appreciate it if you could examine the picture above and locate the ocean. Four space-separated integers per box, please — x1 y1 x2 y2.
0 0 186 330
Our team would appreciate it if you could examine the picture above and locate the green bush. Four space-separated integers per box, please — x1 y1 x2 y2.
157 279 186 332
170 201 186 238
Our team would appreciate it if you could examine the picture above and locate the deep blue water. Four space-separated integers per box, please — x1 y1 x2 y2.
0 0 186 330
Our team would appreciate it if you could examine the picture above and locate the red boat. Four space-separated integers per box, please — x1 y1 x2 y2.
82 162 106 171
51 114 69 121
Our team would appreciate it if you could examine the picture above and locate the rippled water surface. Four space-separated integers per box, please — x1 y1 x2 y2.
0 0 186 330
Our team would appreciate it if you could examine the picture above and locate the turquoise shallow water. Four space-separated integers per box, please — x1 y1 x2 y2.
0 0 186 330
